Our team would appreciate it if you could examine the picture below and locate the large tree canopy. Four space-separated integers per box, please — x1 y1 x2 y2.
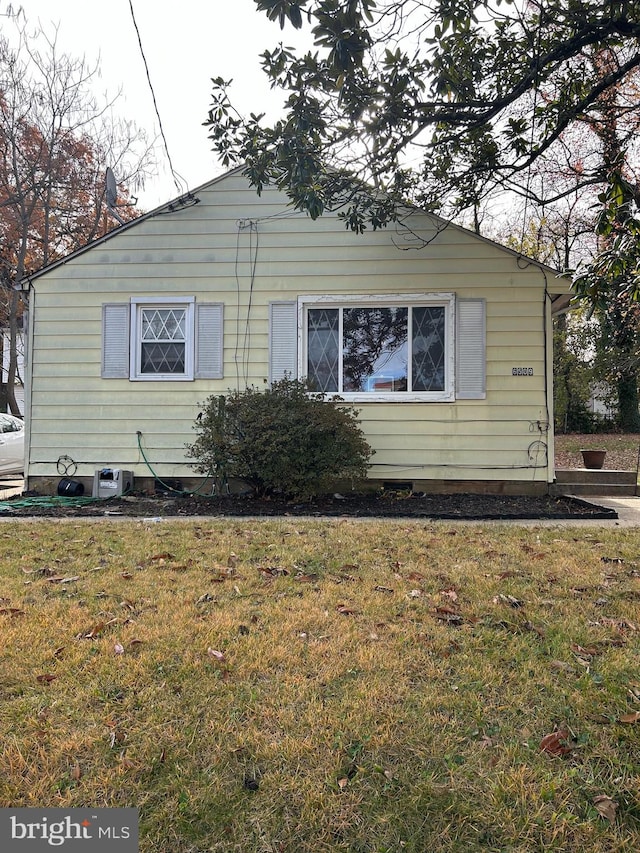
205 0 640 233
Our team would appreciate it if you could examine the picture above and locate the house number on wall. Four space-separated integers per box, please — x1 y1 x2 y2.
512 367 534 375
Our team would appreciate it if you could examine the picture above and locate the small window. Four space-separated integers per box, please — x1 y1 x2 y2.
301 295 455 402
131 297 194 381
140 306 187 375
102 298 224 382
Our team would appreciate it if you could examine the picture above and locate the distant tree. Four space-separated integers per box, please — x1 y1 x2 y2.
206 0 640 233
0 13 154 414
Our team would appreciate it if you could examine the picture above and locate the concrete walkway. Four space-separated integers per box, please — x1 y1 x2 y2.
578 495 640 527
0 477 23 501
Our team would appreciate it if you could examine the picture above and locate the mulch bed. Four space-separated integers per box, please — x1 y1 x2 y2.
0 491 618 520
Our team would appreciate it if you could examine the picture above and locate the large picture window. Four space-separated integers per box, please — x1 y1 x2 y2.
301 294 455 401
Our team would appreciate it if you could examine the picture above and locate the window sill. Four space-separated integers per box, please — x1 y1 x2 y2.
129 375 194 382
319 392 455 403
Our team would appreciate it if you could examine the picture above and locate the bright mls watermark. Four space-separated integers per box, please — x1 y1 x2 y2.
0 809 138 851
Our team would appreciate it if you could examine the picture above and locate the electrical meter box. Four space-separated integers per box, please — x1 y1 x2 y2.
92 468 134 498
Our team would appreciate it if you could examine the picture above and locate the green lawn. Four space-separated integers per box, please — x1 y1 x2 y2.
1 519 639 852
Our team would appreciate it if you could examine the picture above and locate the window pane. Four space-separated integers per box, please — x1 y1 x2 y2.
343 307 408 392
141 342 186 374
412 306 445 391
142 308 185 342
307 308 339 392
139 307 187 375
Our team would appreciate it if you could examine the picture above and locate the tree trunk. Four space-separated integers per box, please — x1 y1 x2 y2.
6 289 21 416
617 371 640 432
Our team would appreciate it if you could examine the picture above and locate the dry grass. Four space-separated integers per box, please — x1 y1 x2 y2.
1 519 640 852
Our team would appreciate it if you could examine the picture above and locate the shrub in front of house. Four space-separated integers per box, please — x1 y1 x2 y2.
186 378 373 499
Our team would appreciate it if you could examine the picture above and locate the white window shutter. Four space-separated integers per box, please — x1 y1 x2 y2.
456 298 486 399
269 301 298 383
195 302 224 379
102 303 130 378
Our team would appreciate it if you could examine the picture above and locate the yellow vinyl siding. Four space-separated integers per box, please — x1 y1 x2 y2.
26 170 567 488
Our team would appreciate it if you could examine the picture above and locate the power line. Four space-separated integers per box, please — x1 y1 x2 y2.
128 0 187 196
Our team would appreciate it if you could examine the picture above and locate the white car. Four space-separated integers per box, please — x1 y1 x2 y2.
0 413 24 475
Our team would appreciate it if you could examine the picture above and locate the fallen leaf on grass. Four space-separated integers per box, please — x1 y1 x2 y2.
523 621 545 639
259 566 290 578
0 607 25 617
440 587 458 602
22 566 57 577
337 777 349 790
207 648 226 661
493 593 524 608
627 684 640 702
433 606 464 626
550 660 576 673
540 729 572 756
46 576 80 584
496 570 519 580
571 643 599 657
114 643 125 655
294 573 319 583
600 616 637 632
618 711 640 724
36 674 57 684
593 794 618 823
407 571 426 582
336 605 358 616
70 764 82 781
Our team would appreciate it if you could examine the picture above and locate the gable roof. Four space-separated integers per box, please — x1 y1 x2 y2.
25 165 572 310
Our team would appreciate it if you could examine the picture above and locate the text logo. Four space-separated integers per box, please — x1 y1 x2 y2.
1 809 138 852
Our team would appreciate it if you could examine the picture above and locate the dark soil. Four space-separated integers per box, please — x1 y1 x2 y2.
0 490 618 520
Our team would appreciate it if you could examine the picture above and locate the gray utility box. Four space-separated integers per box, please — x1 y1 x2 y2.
92 469 134 498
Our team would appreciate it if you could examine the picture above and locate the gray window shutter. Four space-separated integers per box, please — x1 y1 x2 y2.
269 301 298 383
195 302 224 379
102 303 130 379
456 298 486 399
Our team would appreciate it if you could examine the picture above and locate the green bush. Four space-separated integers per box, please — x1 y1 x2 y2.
186 379 373 498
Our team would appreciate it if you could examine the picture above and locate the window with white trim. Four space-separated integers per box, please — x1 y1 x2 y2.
299 294 456 402
131 297 194 380
102 298 224 381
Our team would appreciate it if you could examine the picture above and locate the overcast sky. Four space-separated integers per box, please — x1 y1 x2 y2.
13 0 305 208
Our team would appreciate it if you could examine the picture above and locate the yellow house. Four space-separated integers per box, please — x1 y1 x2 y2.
23 168 571 495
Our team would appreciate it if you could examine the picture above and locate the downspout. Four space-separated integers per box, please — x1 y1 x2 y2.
23 283 34 491
542 277 555 489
